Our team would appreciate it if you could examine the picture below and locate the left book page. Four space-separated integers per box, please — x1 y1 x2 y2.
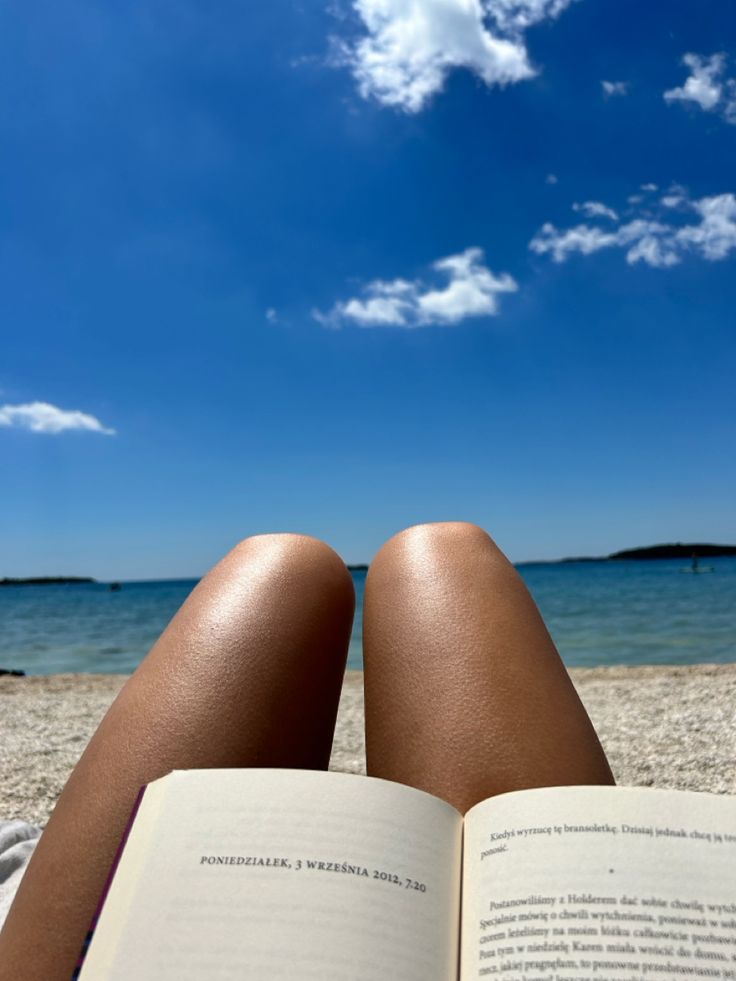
78 769 463 981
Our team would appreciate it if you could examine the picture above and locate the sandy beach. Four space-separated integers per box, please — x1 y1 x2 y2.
1 664 735 827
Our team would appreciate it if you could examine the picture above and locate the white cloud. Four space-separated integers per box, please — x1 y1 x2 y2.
336 278 415 325
315 247 517 327
640 183 658 193
530 222 621 262
677 193 736 260
601 80 628 97
661 194 685 208
0 401 115 435
664 53 724 111
485 0 580 31
265 308 278 323
545 173 558 185
334 0 579 113
620 221 680 268
530 189 736 268
724 82 736 124
661 182 688 208
664 53 736 125
573 200 618 221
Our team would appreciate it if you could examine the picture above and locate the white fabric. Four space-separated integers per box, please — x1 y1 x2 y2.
0 821 41 928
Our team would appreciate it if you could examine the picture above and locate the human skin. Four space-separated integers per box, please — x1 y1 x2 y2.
0 534 355 981
363 522 614 813
0 523 612 980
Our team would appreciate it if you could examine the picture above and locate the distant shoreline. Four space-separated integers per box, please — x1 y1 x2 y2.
3 543 735 584
0 577 96 587
522 542 736 565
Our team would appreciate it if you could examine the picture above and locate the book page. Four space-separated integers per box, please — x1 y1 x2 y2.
79 768 462 980
461 786 736 981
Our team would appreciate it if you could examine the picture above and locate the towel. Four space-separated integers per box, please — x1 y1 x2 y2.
0 821 41 929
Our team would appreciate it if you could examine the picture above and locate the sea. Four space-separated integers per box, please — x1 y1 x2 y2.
1 558 735 675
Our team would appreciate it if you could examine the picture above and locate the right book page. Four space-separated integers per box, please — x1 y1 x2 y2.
461 786 736 981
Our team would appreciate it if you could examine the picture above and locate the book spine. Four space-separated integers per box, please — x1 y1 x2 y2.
71 785 147 980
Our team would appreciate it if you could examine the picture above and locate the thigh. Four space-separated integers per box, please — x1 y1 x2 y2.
0 534 355 981
363 522 613 813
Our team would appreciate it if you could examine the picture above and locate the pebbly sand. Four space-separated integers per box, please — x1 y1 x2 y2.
1 664 735 828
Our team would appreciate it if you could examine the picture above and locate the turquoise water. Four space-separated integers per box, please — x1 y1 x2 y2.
1 558 734 675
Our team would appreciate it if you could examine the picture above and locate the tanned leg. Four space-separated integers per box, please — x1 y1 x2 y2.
363 522 613 814
0 534 355 981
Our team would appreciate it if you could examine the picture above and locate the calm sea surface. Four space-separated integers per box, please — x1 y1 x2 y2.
1 558 735 675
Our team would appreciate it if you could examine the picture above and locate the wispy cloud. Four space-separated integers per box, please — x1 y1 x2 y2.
314 248 517 328
331 0 580 113
601 80 628 97
664 53 736 125
0 402 115 435
529 187 736 268
573 201 619 221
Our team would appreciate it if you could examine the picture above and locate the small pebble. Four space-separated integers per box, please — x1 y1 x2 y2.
1 665 734 828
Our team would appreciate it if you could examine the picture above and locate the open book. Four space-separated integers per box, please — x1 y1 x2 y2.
78 770 736 980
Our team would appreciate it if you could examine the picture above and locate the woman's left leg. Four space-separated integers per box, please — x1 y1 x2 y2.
362 522 613 814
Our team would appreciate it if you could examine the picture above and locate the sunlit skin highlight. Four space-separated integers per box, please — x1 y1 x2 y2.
0 524 612 981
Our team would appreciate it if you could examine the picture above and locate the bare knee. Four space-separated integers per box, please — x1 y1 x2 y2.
232 531 342 563
372 522 500 567
225 533 355 600
366 523 520 602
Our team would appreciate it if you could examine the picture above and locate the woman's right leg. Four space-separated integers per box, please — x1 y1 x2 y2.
0 533 355 981
363 522 613 814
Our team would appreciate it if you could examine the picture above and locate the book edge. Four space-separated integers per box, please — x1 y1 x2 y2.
465 783 735 821
71 784 147 980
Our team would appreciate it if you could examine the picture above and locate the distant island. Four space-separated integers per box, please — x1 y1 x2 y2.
559 543 736 563
608 543 736 560
352 545 736 567
3 545 735 585
0 577 96 587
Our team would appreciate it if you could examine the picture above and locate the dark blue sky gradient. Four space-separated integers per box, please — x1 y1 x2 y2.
1 0 735 577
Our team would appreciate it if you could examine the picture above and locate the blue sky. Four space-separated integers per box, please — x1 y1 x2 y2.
1 0 735 579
